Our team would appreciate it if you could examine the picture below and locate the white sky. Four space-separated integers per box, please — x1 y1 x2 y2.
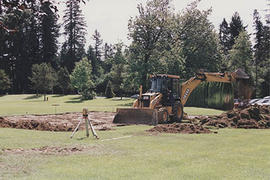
61 0 269 47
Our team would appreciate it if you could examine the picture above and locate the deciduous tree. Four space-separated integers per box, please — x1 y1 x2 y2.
70 57 95 100
30 63 56 101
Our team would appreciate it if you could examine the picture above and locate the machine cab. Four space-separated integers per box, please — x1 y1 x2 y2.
149 74 180 104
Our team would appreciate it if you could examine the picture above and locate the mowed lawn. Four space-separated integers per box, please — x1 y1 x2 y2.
0 94 224 116
2 95 269 179
0 94 133 116
1 127 270 179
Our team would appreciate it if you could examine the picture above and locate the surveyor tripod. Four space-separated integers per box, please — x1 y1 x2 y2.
70 108 99 139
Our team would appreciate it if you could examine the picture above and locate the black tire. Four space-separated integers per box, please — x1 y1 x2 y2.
173 101 183 122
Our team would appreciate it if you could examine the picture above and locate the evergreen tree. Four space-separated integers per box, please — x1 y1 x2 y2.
61 0 87 72
219 18 230 55
1 6 40 93
103 43 114 73
110 43 127 98
57 67 72 94
253 9 264 97
228 12 246 50
86 45 97 75
92 30 103 62
228 31 253 74
39 1 59 68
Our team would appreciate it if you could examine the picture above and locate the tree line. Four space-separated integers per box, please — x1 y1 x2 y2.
0 0 269 99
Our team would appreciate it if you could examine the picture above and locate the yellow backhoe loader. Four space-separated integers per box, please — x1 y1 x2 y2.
113 69 249 125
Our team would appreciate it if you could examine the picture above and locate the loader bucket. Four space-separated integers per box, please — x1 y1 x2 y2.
113 108 158 125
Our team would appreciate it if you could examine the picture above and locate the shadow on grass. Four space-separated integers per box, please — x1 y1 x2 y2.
111 98 131 101
76 137 87 140
52 94 66 98
119 102 133 106
65 96 85 103
23 94 42 100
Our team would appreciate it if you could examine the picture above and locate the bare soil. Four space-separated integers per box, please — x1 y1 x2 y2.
147 123 212 134
199 105 270 129
1 105 269 134
2 146 95 155
0 112 118 131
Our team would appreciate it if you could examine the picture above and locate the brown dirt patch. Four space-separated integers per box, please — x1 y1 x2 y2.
2 146 94 155
147 123 212 134
0 112 117 132
199 105 270 129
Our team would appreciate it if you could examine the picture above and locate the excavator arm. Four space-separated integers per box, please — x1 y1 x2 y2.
180 72 237 105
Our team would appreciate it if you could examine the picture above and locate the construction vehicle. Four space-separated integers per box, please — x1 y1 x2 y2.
113 69 249 125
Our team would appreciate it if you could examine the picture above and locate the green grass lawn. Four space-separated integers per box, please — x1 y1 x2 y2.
0 94 134 116
3 94 265 179
1 127 270 179
0 94 224 116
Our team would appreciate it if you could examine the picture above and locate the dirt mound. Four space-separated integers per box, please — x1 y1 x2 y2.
2 146 93 155
200 105 270 129
0 112 116 131
147 123 212 134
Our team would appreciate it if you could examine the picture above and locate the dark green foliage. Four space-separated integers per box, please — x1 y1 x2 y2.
186 82 234 110
1 0 269 98
57 67 72 94
86 30 106 94
110 44 127 98
30 63 56 101
128 0 172 89
0 1 61 93
3 8 40 93
61 0 87 72
177 2 221 78
228 31 253 74
40 1 59 68
260 71 270 97
219 18 230 55
103 43 114 73
253 10 270 97
0 69 11 94
105 80 115 98
92 30 103 62
228 12 246 50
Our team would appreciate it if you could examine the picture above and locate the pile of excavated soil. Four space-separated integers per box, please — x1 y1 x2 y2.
199 105 270 129
0 112 117 131
147 123 212 134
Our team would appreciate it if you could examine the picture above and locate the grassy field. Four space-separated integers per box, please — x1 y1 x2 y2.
1 127 270 179
2 94 267 179
0 94 224 116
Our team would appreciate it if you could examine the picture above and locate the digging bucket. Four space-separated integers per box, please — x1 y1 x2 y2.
113 108 158 125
